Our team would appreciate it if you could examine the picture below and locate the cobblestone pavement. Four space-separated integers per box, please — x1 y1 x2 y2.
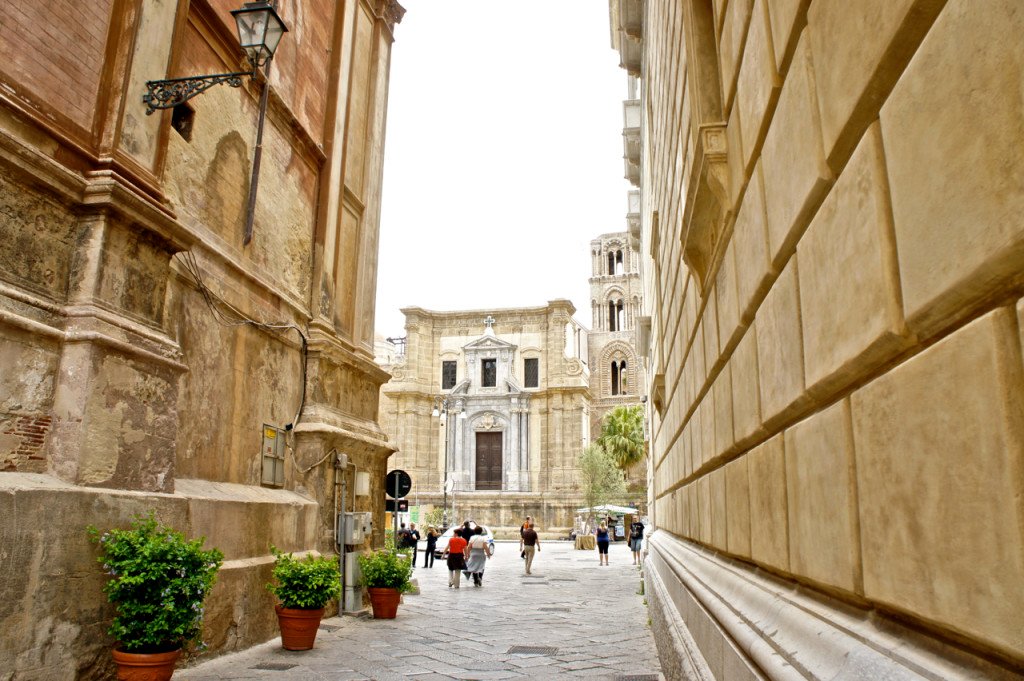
178 540 663 681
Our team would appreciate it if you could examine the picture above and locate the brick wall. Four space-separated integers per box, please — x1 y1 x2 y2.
0 0 112 131
1 415 51 473
642 0 1024 664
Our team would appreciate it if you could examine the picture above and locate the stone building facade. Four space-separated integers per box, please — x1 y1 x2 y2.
611 0 1024 678
0 1 403 677
378 302 592 534
587 228 646 437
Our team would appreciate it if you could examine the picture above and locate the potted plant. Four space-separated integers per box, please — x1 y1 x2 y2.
88 514 223 681
265 547 340 650
357 549 413 619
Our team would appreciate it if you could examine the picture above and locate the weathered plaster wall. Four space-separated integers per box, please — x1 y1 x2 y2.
631 0 1024 676
0 0 404 677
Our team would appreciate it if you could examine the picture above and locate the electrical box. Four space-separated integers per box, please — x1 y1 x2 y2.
343 551 362 612
260 425 285 487
342 511 372 545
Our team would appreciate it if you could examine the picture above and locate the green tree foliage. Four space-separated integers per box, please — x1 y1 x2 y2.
578 443 628 525
88 514 223 653
598 404 646 470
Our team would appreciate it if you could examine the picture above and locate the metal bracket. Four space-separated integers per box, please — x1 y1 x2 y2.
143 71 253 114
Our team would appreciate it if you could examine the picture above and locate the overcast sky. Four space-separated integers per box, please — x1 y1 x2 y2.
374 0 633 338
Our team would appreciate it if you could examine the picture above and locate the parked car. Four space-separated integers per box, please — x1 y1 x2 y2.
432 523 495 558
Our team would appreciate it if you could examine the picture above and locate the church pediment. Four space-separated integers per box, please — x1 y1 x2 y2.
463 335 517 351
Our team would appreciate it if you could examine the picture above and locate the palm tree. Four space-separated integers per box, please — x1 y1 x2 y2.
598 404 646 470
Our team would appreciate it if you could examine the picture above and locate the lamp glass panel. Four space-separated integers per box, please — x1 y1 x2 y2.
263 20 286 55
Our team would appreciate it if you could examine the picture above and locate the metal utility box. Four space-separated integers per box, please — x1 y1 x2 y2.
342 511 372 545
343 551 362 612
260 425 285 487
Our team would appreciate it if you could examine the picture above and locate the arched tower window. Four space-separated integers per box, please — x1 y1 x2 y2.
620 360 628 394
611 360 620 396
607 251 616 275
615 250 624 275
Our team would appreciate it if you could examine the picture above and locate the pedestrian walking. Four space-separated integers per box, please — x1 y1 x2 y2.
596 522 610 565
629 514 645 565
423 526 439 567
464 525 492 586
405 522 421 568
520 521 540 574
519 515 532 559
443 528 467 588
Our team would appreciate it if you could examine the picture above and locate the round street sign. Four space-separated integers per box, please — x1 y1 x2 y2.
385 469 412 499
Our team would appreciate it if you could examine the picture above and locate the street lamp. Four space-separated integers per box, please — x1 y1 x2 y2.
142 1 288 114
143 1 289 246
432 395 466 530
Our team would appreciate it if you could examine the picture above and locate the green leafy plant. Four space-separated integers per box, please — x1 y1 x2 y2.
88 514 223 654
265 546 341 610
357 549 413 593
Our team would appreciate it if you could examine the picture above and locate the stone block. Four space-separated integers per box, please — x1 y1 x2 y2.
730 325 762 444
725 456 751 558
766 0 809 71
698 474 712 544
719 0 754 110
710 466 728 550
761 36 833 268
735 0 780 172
851 307 1024 657
688 481 700 540
755 259 805 422
748 434 788 571
880 0 1024 338
784 399 860 594
700 394 716 469
726 96 745 210
716 240 741 350
732 163 773 322
807 0 945 169
704 291 721 371
797 123 908 392
713 363 734 459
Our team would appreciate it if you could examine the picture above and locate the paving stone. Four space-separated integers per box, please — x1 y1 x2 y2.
178 543 659 680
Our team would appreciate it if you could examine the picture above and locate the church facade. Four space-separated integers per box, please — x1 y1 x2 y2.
377 301 593 534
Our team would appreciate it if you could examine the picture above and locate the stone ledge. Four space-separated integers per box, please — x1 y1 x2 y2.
646 533 1020 680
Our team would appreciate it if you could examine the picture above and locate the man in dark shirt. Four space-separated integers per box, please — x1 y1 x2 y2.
406 522 421 568
519 521 540 575
629 515 645 565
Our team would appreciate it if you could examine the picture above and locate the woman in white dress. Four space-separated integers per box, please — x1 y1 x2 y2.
463 526 491 586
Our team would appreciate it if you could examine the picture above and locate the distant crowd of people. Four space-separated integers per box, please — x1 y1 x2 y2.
394 512 645 589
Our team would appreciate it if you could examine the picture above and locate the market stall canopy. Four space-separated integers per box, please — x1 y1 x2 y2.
575 504 638 515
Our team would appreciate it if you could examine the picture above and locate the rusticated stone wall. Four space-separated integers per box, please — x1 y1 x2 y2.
620 0 1024 677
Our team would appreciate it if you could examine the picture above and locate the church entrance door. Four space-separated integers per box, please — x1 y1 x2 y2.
475 432 502 490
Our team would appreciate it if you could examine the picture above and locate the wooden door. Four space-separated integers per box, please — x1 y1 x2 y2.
475 432 502 490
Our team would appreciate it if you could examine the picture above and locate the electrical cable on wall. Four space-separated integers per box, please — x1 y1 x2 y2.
174 251 308 431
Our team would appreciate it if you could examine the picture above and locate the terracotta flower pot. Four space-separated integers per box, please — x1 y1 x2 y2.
275 604 325 650
367 587 402 619
111 648 181 681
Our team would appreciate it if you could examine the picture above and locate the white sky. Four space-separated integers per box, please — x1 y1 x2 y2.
374 0 633 339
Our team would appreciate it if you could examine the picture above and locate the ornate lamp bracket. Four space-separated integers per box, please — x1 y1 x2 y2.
143 70 254 115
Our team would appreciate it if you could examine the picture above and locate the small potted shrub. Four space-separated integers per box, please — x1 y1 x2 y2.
265 547 340 650
357 549 413 619
88 514 223 681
